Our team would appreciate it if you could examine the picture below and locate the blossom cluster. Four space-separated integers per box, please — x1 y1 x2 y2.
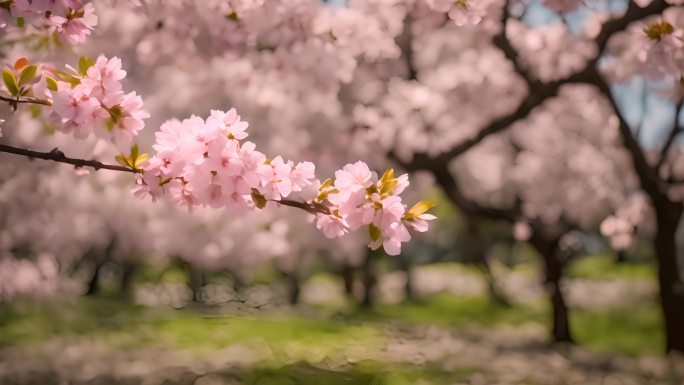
0 0 97 44
600 194 653 250
48 56 149 149
426 0 486 26
639 20 684 80
135 109 316 211
135 109 436 256
314 162 436 255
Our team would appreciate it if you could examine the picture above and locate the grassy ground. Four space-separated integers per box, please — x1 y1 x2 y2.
0 256 667 384
0 290 663 356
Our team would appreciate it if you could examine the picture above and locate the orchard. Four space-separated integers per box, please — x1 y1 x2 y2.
1 1 683 384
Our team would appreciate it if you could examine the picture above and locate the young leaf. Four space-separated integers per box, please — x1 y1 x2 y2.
130 143 139 163
405 200 437 220
18 65 37 87
45 76 58 91
78 56 94 76
115 154 132 169
251 189 267 209
13 58 29 71
369 223 381 241
133 153 149 168
2 69 19 95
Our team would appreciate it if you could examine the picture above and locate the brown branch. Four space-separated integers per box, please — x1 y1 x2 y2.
656 99 684 171
432 0 669 164
0 94 52 108
492 0 538 88
0 143 137 173
275 198 331 215
585 67 669 203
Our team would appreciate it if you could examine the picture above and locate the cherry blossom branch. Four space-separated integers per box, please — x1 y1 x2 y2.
656 99 684 171
0 143 138 173
274 199 331 215
586 67 670 204
0 94 52 109
493 0 538 88
432 0 670 164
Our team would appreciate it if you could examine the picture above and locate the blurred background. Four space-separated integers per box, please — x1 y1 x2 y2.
2 0 684 384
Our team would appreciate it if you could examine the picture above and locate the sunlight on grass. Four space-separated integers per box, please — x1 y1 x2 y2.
365 294 545 328
568 254 654 280
573 304 663 356
150 311 383 359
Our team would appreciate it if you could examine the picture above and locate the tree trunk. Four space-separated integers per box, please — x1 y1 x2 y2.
465 218 510 306
188 268 206 303
530 233 574 344
85 263 101 296
398 255 414 301
654 203 684 353
361 250 378 308
120 262 137 295
286 273 301 305
615 249 628 264
340 264 355 297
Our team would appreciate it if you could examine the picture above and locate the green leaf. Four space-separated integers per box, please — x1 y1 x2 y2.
133 153 149 168
405 200 437 220
78 56 94 76
115 154 132 169
131 143 139 163
379 168 395 185
251 189 267 209
46 76 58 91
2 69 19 95
369 223 381 242
17 65 37 87
378 168 397 195
320 178 334 190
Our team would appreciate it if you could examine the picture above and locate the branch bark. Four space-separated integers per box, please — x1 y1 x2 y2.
0 143 137 173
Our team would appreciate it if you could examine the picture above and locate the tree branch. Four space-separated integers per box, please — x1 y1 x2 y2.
431 0 669 164
275 198 331 215
656 99 684 171
584 66 669 203
0 95 52 108
0 143 137 173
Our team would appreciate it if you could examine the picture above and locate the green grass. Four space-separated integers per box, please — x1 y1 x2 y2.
0 292 665 363
568 254 655 280
151 311 382 358
362 293 545 328
0 297 149 346
573 304 664 356
358 293 663 356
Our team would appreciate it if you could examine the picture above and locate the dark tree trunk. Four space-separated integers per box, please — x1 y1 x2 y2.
85 263 102 296
188 268 206 303
531 233 574 344
465 218 510 306
286 273 301 305
615 249 628 263
361 250 378 308
120 262 137 294
654 203 684 353
340 264 355 297
85 239 116 296
398 255 414 301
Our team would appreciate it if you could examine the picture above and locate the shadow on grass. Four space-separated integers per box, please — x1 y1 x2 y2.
211 360 476 385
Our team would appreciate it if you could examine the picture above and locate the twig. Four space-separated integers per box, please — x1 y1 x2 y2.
0 143 137 173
